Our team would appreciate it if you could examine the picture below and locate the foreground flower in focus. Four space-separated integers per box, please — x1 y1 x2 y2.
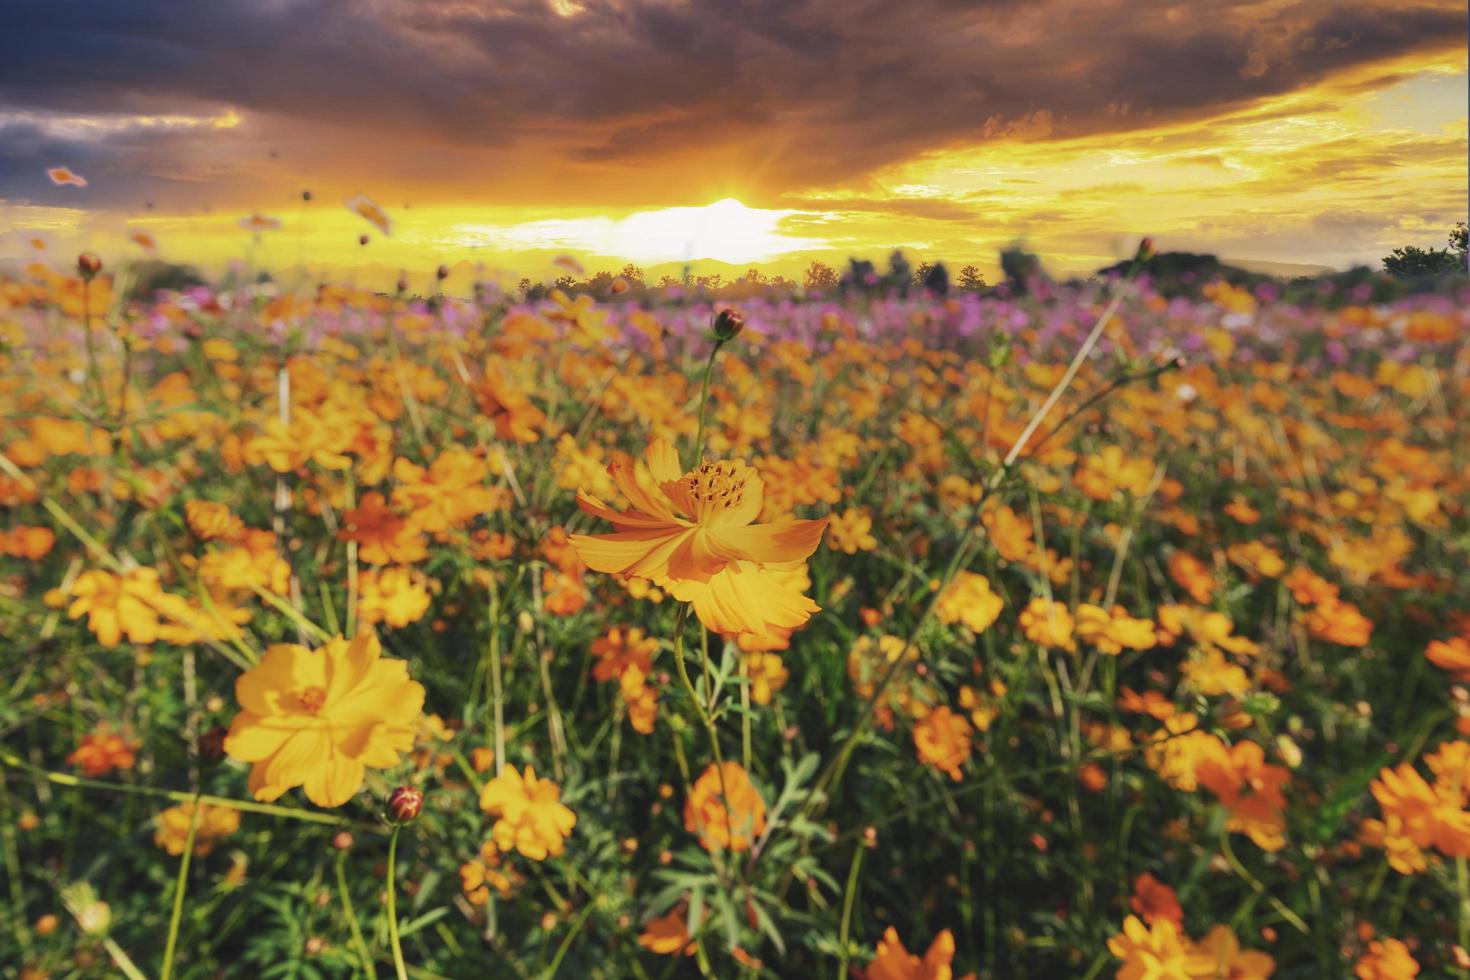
478 765 576 860
569 439 827 641
223 633 425 808
859 926 974 980
684 761 767 852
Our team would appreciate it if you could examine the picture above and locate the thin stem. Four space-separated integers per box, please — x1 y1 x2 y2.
336 850 375 977
387 825 410 980
835 841 866 980
0 749 352 825
159 791 202 980
1218 826 1308 935
489 577 506 777
1458 856 1470 978
689 339 726 467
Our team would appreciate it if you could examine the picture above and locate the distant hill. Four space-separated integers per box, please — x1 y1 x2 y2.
1223 258 1336 278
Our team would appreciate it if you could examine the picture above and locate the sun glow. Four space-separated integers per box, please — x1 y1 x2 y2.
448 198 824 265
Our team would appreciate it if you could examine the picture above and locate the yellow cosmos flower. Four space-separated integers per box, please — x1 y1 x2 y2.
223 633 424 808
154 801 241 857
478 765 576 861
935 572 1003 634
569 438 827 642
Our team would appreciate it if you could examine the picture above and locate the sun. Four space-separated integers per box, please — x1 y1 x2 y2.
449 198 823 266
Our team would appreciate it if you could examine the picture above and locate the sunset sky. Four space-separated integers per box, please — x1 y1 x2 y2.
0 0 1465 286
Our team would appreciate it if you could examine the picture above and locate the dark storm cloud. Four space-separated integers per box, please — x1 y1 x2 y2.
0 0 1460 205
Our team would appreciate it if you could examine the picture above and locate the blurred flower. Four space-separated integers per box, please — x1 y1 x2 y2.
154 802 240 856
68 726 138 777
478 765 575 861
684 762 766 853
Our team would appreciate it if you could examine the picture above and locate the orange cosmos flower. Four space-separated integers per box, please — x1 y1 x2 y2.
859 926 973 980
913 705 972 781
68 725 138 777
590 626 657 683
1427 636 1470 683
238 213 281 232
223 633 424 808
1168 551 1217 604
47 166 87 187
478 764 576 860
1355 938 1419 979
1129 872 1183 927
344 194 391 235
684 762 767 852
569 439 827 642
637 907 695 956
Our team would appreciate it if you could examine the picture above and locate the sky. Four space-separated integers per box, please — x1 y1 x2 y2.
0 0 1465 286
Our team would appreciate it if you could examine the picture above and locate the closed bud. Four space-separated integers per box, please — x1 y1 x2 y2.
77 252 102 280
1136 237 1156 262
358 234 370 246
197 724 228 764
436 265 450 281
302 189 314 202
396 276 408 294
386 786 423 824
712 307 744 342
332 831 354 851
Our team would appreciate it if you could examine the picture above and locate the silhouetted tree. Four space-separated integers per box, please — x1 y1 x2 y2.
803 261 838 289
957 265 986 292
921 261 949 296
1000 247 1046 295
1382 223 1467 278
619 264 646 288
912 261 933 286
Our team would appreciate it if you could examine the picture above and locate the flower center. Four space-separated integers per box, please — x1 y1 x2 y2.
678 461 747 521
296 685 328 714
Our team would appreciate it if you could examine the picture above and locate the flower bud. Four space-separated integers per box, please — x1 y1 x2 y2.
332 831 354 851
436 265 450 282
358 234 370 246
386 786 423 824
302 189 314 202
396 275 409 295
197 724 228 765
712 307 744 342
1136 237 1156 263
77 253 102 280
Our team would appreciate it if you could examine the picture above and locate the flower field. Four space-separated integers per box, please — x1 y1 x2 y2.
2 257 1469 979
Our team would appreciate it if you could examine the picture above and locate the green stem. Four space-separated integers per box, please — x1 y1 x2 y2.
689 339 726 467
489 577 506 777
835 841 866 980
0 758 32 955
1458 856 1470 978
159 791 202 980
387 825 410 980
0 750 353 825
1218 825 1308 935
336 851 375 977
